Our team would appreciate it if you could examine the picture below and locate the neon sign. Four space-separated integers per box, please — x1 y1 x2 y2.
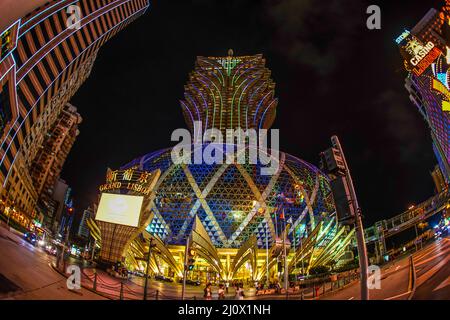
400 36 442 76
99 168 154 196
432 79 450 112
395 30 410 44
409 41 436 66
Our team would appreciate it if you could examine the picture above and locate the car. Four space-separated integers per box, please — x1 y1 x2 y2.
45 245 57 256
154 275 165 282
155 275 174 282
187 279 201 286
134 271 145 277
23 232 37 246
178 279 201 286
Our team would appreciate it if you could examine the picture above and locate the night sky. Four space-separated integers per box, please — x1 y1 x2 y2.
63 0 445 227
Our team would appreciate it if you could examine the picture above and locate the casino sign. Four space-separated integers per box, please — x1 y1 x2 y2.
399 35 441 76
99 167 155 195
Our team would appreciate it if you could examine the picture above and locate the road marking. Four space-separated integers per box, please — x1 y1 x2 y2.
416 254 450 287
415 247 450 267
384 291 411 300
414 241 449 261
433 275 450 292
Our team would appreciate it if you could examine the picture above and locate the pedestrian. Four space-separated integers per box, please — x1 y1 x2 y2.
275 282 281 294
218 284 225 300
225 282 229 294
204 283 212 300
239 284 245 300
234 285 241 299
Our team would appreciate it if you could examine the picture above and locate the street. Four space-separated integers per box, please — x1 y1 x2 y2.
0 223 449 300
0 226 105 300
321 237 450 300
412 237 450 300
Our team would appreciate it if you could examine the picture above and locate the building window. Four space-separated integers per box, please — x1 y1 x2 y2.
0 29 12 59
0 81 13 137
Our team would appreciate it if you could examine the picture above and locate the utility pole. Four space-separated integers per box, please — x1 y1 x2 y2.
320 136 369 300
283 217 289 299
414 224 419 252
91 239 96 261
143 237 154 300
181 239 189 300
265 222 269 287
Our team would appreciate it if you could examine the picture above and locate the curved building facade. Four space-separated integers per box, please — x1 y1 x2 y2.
123 145 335 250
105 52 353 280
0 0 150 231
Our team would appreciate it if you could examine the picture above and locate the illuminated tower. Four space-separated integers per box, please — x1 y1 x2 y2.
180 50 278 135
398 2 450 183
0 0 150 228
101 51 355 280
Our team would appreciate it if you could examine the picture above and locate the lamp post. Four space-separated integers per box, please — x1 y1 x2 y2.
265 221 269 287
283 217 289 298
181 239 189 300
143 237 154 300
6 207 11 227
331 136 369 300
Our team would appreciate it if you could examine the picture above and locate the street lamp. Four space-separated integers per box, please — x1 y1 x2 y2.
320 136 369 300
143 237 155 300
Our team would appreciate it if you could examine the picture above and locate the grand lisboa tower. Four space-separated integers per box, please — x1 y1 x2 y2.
112 51 354 281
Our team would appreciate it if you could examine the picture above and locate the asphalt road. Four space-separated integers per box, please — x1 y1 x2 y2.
0 223 448 300
321 255 411 300
412 237 450 300
0 226 105 299
321 236 450 300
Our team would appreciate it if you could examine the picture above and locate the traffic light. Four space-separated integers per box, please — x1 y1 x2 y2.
320 148 346 174
187 248 196 271
330 176 355 225
320 147 355 225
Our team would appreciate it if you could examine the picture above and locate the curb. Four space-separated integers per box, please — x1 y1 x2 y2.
407 256 417 300
50 263 112 300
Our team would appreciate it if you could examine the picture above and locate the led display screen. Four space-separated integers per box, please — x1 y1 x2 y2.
95 193 143 227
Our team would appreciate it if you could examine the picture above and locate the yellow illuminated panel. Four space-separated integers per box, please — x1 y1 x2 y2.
95 193 144 227
432 79 450 111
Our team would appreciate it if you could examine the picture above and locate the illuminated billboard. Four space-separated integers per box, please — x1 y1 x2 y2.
95 193 144 227
399 35 441 76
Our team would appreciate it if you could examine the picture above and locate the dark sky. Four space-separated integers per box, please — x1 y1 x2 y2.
63 0 444 226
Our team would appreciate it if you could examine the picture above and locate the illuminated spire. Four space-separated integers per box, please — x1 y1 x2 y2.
180 51 278 134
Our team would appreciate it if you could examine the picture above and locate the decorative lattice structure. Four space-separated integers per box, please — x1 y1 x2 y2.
121 51 338 250
180 50 278 135
111 52 352 279
123 145 336 249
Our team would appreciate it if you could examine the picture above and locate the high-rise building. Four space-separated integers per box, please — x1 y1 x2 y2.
30 102 81 227
51 178 69 234
0 0 150 230
431 165 447 193
398 1 450 184
77 206 93 238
